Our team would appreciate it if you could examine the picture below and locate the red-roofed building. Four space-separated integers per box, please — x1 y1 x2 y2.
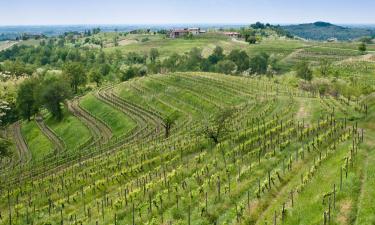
223 32 240 38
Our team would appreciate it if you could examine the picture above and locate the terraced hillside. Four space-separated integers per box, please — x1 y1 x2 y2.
0 72 373 225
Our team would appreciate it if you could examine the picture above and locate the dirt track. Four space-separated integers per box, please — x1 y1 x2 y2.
11 121 31 164
67 98 112 146
35 116 65 152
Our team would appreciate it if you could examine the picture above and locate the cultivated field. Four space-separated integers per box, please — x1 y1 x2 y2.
1 71 374 225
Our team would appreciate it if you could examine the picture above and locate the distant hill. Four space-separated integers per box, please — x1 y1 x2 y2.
282 22 375 41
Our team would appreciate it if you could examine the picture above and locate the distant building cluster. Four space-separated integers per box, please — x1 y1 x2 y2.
222 32 240 38
169 28 242 39
169 28 206 38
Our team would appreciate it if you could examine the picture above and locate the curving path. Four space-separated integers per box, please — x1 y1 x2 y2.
67 98 112 147
35 115 65 152
11 121 31 164
95 86 164 141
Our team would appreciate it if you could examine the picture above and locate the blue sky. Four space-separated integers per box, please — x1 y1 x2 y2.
0 0 374 25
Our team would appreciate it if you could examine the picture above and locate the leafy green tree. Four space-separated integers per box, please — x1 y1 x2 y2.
40 79 71 120
249 53 269 74
184 48 203 71
121 66 137 81
100 64 111 76
127 52 147 64
208 46 225 64
162 53 181 72
16 78 39 121
0 138 11 158
203 108 234 144
89 68 102 87
358 42 367 54
148 61 162 74
63 62 87 93
216 60 237 74
246 36 257 44
227 49 250 72
162 111 179 138
149 48 160 63
296 61 313 81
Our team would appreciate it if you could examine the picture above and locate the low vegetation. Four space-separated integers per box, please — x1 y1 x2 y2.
0 24 374 225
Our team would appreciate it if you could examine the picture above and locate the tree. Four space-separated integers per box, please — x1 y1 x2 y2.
296 61 313 81
16 78 39 121
227 49 250 72
216 60 237 74
121 66 137 81
89 68 102 87
208 46 225 65
0 138 11 158
251 22 266 29
184 48 203 71
162 111 179 138
162 53 181 72
318 59 332 77
249 53 269 74
63 62 87 93
40 79 71 120
358 42 367 54
203 108 234 144
127 52 147 64
100 64 111 76
246 36 257 44
149 48 160 63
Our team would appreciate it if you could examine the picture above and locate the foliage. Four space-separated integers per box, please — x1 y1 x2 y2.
162 111 179 138
121 66 137 81
0 138 11 158
63 62 87 93
40 78 71 120
283 21 375 40
203 107 234 144
358 42 367 54
249 53 270 74
318 59 332 77
149 48 160 63
89 68 103 87
16 77 39 120
227 49 250 72
216 60 237 75
359 36 373 44
296 61 313 81
208 46 224 65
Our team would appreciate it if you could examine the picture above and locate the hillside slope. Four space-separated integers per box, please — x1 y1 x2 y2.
0 72 374 225
283 21 375 40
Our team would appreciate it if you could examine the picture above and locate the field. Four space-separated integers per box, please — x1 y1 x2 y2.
0 70 374 225
1 28 375 225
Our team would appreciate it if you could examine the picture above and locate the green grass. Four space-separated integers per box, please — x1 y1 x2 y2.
1 67 374 225
21 120 53 160
45 107 92 151
80 93 136 137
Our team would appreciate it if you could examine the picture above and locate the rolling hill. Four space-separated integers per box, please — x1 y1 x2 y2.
283 21 375 40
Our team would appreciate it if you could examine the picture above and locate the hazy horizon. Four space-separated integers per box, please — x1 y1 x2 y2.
0 0 374 26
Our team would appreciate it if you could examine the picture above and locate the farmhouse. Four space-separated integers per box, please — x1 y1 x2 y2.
169 28 205 38
169 29 190 38
223 32 240 38
327 37 338 42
